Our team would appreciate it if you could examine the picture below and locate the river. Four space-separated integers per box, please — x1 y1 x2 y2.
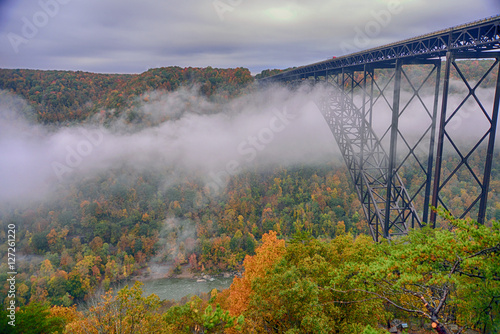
117 276 234 301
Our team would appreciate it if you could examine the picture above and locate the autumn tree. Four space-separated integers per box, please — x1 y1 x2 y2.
0 302 65 334
65 281 167 334
332 208 500 333
220 230 286 317
243 233 387 333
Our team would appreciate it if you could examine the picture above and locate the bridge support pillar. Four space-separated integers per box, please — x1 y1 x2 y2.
478 58 500 224
384 59 403 238
431 51 500 225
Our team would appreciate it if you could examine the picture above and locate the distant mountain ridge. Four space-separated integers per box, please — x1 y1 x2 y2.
0 66 254 124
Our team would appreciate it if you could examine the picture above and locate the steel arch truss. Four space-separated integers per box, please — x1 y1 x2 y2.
261 16 500 240
316 59 441 240
319 83 418 241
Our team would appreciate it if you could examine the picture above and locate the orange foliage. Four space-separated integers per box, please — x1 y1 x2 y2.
221 231 286 316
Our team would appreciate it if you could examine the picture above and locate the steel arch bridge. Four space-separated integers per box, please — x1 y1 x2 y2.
260 15 500 241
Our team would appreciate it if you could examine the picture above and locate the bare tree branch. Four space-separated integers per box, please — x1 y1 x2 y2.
328 287 429 318
463 244 500 260
434 286 449 316
326 297 380 304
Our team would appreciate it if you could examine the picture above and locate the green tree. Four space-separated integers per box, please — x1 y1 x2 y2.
163 295 243 333
0 302 65 334
332 208 500 334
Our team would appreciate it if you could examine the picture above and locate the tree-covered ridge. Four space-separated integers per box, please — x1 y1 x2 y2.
124 67 253 99
0 164 363 307
255 69 285 80
0 69 131 123
4 214 499 333
0 66 254 124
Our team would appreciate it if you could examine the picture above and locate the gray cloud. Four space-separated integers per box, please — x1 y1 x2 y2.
0 0 497 74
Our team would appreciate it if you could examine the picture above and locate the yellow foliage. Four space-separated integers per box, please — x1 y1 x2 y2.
49 305 80 326
40 259 55 277
64 282 167 334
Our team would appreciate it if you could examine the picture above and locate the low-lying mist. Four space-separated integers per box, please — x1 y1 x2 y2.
0 85 341 204
1 80 495 206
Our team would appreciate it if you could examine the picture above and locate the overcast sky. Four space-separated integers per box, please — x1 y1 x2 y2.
0 0 498 74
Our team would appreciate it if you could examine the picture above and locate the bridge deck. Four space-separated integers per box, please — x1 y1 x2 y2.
259 15 500 82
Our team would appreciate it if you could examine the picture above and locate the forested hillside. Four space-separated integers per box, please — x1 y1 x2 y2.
0 67 253 124
0 62 499 333
0 163 361 305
